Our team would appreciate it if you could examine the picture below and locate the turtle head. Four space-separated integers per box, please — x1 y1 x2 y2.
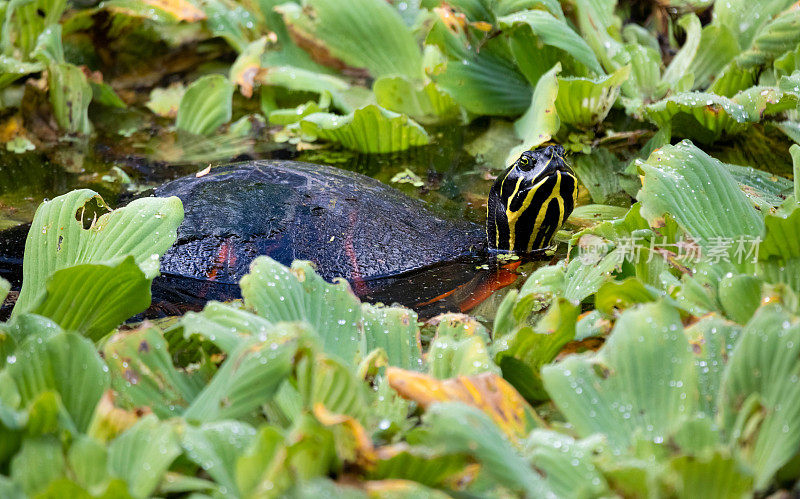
486 144 578 253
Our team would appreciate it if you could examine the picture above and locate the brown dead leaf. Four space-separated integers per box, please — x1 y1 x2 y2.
314 403 377 469
387 368 540 441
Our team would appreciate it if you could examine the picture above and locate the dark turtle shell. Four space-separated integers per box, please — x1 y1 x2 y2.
155 160 486 288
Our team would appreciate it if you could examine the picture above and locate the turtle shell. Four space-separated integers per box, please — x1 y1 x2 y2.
155 160 486 288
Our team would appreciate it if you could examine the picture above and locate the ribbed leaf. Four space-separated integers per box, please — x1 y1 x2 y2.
668 451 753 498
524 431 611 497
296 355 370 422
736 8 800 69
497 9 603 77
30 257 151 340
506 62 560 164
757 207 800 293
427 20 532 116
259 65 374 114
276 0 422 79
176 74 234 136
638 140 764 246
494 298 578 401
107 415 181 498
428 335 498 379
369 445 467 486
719 305 800 489
684 315 741 414
5 331 109 432
298 105 430 153
240 257 365 365
542 301 699 450
661 14 701 88
643 93 751 143
182 334 299 423
374 76 464 125
47 62 92 135
178 301 282 353
555 65 629 127
103 324 202 419
14 189 183 317
180 421 257 496
362 304 421 371
421 402 553 497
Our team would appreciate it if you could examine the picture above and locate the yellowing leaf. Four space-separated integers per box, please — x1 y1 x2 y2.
103 0 206 22
387 368 539 442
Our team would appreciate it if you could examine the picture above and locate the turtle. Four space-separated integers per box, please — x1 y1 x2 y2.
0 144 578 316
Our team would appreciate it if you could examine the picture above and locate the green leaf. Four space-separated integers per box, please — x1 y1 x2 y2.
103 324 201 419
572 148 639 205
297 105 430 153
29 257 152 340
506 62 560 164
427 21 531 116
524 431 611 497
494 298 579 401
182 333 300 423
5 331 109 432
107 415 181 498
178 301 284 353
542 301 699 450
67 436 110 492
146 83 185 118
757 207 800 297
10 436 65 496
554 65 630 127
684 313 742 415
259 65 374 114
296 354 369 421
240 257 365 365
369 445 467 486
362 304 422 371
276 0 422 79
718 274 762 324
374 76 464 125
0 55 43 89
643 93 751 143
713 0 794 50
422 402 553 497
686 25 741 90
235 425 291 497
719 305 800 489
571 0 623 72
615 43 661 101
48 63 92 135
736 8 800 69
637 140 764 247
176 74 234 136
668 451 753 499
3 0 66 56
180 421 257 496
14 189 183 317
497 9 604 77
564 248 624 302
661 15 702 88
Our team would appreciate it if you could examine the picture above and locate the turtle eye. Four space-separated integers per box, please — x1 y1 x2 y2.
517 155 531 170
